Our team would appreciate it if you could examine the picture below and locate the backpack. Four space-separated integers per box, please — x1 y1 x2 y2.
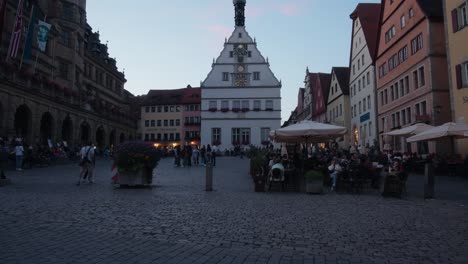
79 147 92 166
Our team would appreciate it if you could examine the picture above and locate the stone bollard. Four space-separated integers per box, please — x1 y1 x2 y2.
424 163 434 199
205 161 213 192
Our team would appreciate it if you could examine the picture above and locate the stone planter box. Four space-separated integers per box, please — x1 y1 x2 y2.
306 181 323 194
118 168 153 187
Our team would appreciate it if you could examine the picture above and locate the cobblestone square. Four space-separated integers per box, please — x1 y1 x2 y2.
1 157 467 264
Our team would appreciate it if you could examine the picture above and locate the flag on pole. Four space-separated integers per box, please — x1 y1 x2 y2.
22 4 36 62
0 0 7 46
7 0 25 60
36 20 51 52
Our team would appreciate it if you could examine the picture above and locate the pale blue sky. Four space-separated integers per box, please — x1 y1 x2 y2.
86 0 380 122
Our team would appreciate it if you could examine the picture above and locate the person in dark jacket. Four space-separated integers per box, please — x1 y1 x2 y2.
0 139 9 179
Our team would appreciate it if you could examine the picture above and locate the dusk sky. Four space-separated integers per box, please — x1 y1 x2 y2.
86 0 380 122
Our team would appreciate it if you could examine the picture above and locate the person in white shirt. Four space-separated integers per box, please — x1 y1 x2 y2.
78 142 95 185
14 142 24 171
328 157 343 191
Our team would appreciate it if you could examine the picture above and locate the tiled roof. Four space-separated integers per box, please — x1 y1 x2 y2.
181 87 201 105
142 88 187 106
332 67 350 95
417 0 444 21
350 3 381 62
318 73 332 104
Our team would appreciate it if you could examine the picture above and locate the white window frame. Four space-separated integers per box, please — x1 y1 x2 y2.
254 100 261 110
253 72 260 80
233 100 240 109
209 101 217 109
401 15 406 29
266 100 273 110
221 100 229 109
222 72 229 81
261 128 270 142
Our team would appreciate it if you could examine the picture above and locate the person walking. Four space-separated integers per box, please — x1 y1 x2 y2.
77 142 95 185
14 142 24 171
192 146 199 166
186 144 192 167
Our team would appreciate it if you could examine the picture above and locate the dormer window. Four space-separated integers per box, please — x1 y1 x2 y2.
238 33 242 38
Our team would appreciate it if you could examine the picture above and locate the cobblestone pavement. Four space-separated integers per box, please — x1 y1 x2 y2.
1 157 467 264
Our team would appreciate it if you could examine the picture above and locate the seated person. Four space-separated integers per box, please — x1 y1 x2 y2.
328 157 343 191
269 158 285 181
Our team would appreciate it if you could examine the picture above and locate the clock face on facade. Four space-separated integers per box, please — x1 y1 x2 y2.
237 65 244 72
235 73 248 87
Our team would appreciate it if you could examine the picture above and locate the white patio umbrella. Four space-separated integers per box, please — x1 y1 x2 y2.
384 123 434 136
407 122 468 142
270 121 347 143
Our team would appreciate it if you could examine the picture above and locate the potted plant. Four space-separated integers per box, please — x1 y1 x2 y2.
114 141 160 187
304 169 324 194
250 155 266 192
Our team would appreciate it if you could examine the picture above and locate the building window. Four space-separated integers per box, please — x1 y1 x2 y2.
407 107 412 123
358 59 361 70
359 102 362 114
229 51 234 57
391 85 395 101
145 107 150 113
176 119 181 126
221 100 229 110
358 80 361 92
401 15 406 29
164 106 169 112
157 120 161 127
452 3 468 31
413 70 419 89
58 60 69 80
367 72 370 85
145 120 149 127
170 120 174 126
144 134 149 141
231 128 250 145
248 51 252 57
265 100 273 110
395 82 399 99
363 98 367 112
59 31 71 47
164 120 168 126
222 72 229 81
261 128 270 142
362 54 365 65
249 100 259 111
369 122 372 137
209 101 217 110
242 100 249 109
385 25 396 43
409 8 414 18
150 120 155 127
233 100 240 109
253 72 260 80
170 106 175 112
419 67 425 87
404 76 410 94
400 79 405 96
157 106 162 112
367 95 371 109
238 56 244 63
411 33 423 54
362 76 366 88
353 65 355 75
238 33 242 38
157 134 161 140
212 128 221 145
384 89 388 104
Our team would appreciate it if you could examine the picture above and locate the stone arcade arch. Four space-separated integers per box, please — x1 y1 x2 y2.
39 112 55 144
80 121 91 144
61 115 73 144
14 104 32 140
96 126 106 148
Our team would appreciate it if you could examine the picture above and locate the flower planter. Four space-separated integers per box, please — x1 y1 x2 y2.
118 168 153 187
306 181 323 194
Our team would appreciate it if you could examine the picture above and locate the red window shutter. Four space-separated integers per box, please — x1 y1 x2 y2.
452 9 459 33
455 64 462 89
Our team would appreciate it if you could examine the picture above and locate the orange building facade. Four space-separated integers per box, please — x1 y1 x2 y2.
376 0 451 154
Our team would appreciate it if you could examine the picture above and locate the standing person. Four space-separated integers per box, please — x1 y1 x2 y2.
186 144 193 167
206 144 212 166
77 142 95 185
14 142 24 171
211 144 217 167
192 146 199 166
0 139 9 179
200 145 206 166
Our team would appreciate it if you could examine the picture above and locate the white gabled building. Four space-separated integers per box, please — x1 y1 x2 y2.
201 0 281 150
349 3 381 148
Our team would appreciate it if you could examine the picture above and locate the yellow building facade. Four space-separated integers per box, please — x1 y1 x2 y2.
444 0 468 155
